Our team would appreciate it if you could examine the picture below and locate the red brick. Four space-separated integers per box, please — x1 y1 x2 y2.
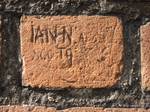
20 16 124 88
0 106 56 112
63 107 150 112
140 22 150 91
0 106 149 112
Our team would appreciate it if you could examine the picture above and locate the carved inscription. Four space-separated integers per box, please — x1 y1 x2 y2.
32 49 53 61
31 25 72 46
21 16 123 88
31 25 73 67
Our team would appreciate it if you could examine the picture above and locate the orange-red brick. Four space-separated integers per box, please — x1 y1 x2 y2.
0 106 56 112
0 106 150 112
63 107 150 112
20 16 124 88
140 22 150 91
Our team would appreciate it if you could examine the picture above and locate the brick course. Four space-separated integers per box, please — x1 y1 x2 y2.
0 106 149 112
0 1 150 111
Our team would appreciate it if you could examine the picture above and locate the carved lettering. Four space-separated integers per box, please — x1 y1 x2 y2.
30 24 114 68
66 48 72 67
31 25 49 43
33 50 53 61
31 25 72 47
58 48 72 68
55 26 72 49
31 25 73 67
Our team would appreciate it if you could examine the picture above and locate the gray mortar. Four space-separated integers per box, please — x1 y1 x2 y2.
0 0 150 110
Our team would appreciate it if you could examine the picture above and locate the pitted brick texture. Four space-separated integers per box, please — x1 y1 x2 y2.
0 106 56 112
140 22 150 91
0 106 150 112
63 107 150 112
20 16 124 88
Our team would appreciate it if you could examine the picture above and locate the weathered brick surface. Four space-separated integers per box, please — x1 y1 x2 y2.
0 106 56 112
20 16 124 88
63 107 150 112
0 106 150 112
140 22 150 91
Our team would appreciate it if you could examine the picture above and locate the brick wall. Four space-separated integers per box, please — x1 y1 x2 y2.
0 0 150 112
